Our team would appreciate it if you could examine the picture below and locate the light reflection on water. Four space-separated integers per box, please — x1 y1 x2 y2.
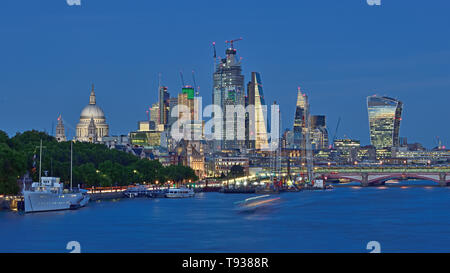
0 181 449 253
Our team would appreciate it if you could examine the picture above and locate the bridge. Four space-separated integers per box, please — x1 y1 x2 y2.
314 167 450 187
221 167 450 187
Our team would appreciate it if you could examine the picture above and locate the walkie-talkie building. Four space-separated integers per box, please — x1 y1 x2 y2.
367 95 403 149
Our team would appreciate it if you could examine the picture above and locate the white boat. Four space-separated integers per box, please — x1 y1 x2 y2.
23 177 90 213
165 188 195 198
123 184 151 198
22 140 90 213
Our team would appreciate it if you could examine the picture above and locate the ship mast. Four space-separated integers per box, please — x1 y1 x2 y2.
39 139 43 183
70 141 73 191
305 96 314 182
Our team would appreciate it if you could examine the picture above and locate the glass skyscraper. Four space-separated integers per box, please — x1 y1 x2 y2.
310 115 329 150
158 86 170 127
367 95 403 149
212 45 245 151
293 87 307 149
247 72 268 150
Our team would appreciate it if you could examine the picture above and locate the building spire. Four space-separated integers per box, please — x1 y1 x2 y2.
89 84 96 105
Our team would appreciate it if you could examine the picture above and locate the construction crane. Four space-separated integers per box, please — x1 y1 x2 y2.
212 42 217 70
332 117 341 148
225 37 243 49
192 70 199 96
179 71 185 87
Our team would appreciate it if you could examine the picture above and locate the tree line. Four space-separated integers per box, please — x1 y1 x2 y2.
0 130 198 195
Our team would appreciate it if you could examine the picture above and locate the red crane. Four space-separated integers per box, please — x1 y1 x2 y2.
225 37 243 49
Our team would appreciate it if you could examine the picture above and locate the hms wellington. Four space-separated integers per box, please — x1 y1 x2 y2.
23 177 89 213
22 140 90 213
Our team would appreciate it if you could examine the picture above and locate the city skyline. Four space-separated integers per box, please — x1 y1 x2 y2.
0 1 449 148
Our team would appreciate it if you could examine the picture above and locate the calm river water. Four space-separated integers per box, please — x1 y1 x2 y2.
1 181 449 253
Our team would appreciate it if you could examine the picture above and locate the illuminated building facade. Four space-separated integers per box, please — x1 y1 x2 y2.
158 86 170 128
212 44 245 151
293 87 307 149
310 115 329 150
247 72 268 150
367 95 403 149
177 86 203 140
76 85 109 142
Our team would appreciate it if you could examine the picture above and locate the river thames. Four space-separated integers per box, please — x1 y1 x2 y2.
1 181 449 253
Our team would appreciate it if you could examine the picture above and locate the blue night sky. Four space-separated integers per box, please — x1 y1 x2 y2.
0 0 449 148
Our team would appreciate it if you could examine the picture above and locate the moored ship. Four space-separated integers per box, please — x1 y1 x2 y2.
22 140 90 213
23 177 90 213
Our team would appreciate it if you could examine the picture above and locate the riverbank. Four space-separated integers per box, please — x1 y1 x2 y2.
0 196 22 211
88 191 124 201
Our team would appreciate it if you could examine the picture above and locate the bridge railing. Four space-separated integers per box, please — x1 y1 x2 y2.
313 167 450 173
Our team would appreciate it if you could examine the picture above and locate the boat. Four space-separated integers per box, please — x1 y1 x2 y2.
123 184 151 198
149 189 168 198
22 140 90 213
234 195 281 212
165 188 195 198
23 177 90 213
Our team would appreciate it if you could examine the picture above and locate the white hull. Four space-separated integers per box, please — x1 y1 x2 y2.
165 188 195 198
23 191 86 213
165 193 195 198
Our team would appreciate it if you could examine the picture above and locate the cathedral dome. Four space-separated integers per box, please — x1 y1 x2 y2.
79 84 106 119
80 104 105 119
76 84 109 143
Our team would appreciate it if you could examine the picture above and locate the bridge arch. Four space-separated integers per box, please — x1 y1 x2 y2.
368 173 447 185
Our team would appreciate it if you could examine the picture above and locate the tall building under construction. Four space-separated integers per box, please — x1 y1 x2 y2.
212 39 245 151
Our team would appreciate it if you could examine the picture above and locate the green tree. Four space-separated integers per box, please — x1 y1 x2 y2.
0 130 200 194
0 143 26 194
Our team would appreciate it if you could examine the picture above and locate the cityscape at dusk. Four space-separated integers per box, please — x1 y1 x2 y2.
0 0 449 261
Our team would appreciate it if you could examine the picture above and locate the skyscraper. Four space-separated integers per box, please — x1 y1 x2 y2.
168 97 179 127
367 95 403 149
310 115 329 150
293 87 307 149
212 42 245 151
247 72 268 150
158 86 170 127
149 103 159 127
177 86 203 141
